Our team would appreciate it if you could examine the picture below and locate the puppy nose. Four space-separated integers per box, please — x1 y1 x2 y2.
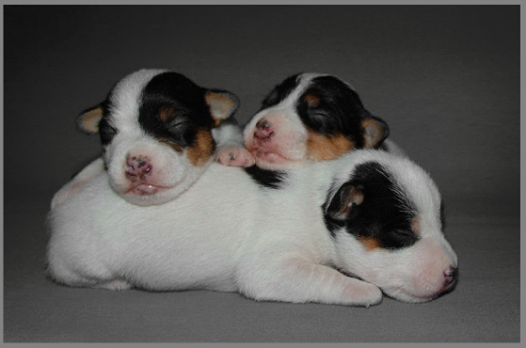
125 156 152 182
254 119 273 140
444 266 459 286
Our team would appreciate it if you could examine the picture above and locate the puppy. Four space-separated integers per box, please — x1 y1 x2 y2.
47 147 457 305
217 73 391 170
51 69 240 207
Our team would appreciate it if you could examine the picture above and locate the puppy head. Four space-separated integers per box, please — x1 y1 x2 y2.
243 73 389 170
324 150 458 303
78 69 239 206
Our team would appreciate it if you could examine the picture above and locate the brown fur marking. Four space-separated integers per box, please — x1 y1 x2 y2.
213 117 222 127
158 106 176 122
303 94 320 108
205 91 236 124
357 236 382 251
186 129 215 166
306 131 355 161
79 106 103 133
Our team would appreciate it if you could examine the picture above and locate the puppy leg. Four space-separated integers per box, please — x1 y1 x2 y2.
50 157 105 208
47 246 132 291
212 120 255 167
237 256 382 307
49 269 132 291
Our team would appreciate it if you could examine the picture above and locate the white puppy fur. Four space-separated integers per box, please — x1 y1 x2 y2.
48 149 457 306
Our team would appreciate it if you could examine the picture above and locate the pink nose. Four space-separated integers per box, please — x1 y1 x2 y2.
125 156 152 182
254 120 273 140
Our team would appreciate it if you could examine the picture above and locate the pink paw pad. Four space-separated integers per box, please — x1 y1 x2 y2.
217 147 255 167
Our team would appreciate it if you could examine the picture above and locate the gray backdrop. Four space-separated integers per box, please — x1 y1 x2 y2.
4 5 520 342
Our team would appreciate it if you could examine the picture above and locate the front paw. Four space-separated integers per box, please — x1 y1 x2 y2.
217 147 256 167
348 282 383 308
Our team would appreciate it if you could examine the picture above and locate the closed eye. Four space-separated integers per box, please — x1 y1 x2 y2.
163 118 196 147
166 119 190 133
385 229 419 250
168 120 185 129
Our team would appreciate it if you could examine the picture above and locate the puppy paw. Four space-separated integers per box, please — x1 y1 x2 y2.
216 146 255 167
348 282 383 308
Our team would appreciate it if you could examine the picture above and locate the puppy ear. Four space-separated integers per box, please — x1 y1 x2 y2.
326 183 364 220
361 115 389 148
205 90 240 126
77 105 104 134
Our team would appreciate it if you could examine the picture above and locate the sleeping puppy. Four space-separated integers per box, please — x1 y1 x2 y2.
217 73 392 169
51 69 240 207
47 147 458 305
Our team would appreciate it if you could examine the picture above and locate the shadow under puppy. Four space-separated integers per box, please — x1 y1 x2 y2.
47 69 458 306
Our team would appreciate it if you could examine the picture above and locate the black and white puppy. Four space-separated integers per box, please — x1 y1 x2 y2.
47 70 458 305
218 73 395 170
51 69 240 207
48 150 458 305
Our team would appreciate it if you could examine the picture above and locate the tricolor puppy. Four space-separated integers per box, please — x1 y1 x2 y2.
48 146 458 305
218 73 391 170
323 151 457 302
51 69 240 208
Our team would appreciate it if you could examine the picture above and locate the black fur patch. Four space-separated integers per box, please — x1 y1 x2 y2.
324 161 419 250
296 76 372 149
138 72 214 148
259 73 301 110
244 166 287 189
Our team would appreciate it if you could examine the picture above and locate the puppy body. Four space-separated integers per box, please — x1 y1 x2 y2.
47 154 378 305
48 149 457 306
49 163 257 292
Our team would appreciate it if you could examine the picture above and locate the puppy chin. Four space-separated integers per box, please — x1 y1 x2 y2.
246 139 306 170
119 187 178 206
252 151 304 170
107 175 181 206
382 287 439 304
380 277 458 304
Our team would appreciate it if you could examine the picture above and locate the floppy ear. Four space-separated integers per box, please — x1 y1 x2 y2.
325 183 364 220
205 89 240 126
361 115 389 148
77 105 104 134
